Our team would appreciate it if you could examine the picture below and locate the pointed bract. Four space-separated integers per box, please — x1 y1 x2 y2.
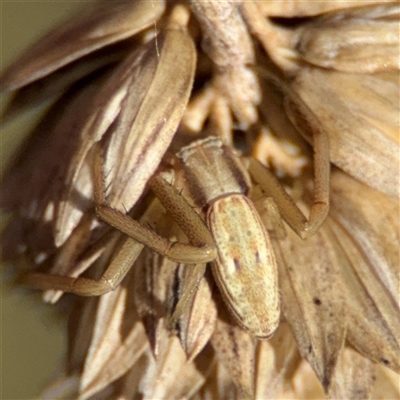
0 0 166 90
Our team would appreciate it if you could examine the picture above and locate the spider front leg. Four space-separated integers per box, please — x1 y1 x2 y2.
248 128 330 239
94 146 216 264
21 236 145 296
21 144 217 296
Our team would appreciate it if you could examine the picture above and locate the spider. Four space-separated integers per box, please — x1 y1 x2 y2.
22 134 329 339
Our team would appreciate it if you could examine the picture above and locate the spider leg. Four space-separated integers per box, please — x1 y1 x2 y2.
93 142 216 264
253 196 286 240
20 236 143 296
21 142 217 296
248 128 329 239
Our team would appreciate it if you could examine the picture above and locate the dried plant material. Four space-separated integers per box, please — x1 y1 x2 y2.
0 0 166 90
1 1 399 399
140 325 205 400
211 299 256 398
55 19 196 246
68 297 99 373
191 359 238 400
79 284 147 399
371 365 400 399
190 1 260 127
257 78 312 159
117 353 149 400
133 248 174 355
55 155 94 246
181 86 216 133
295 3 400 73
328 217 400 373
255 322 302 399
326 170 400 372
1 79 103 260
247 3 400 75
1 82 95 213
329 346 376 400
291 360 325 399
81 321 147 399
330 172 400 372
253 127 308 179
284 68 399 198
2 42 130 122
330 169 399 304
175 266 217 361
101 24 196 211
257 0 396 18
80 287 129 392
240 1 298 73
323 72 400 136
273 224 346 392
131 199 184 354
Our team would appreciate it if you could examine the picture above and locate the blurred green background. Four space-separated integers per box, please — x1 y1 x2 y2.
1 3 83 399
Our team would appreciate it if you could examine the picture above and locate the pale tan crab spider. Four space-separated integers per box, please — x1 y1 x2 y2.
23 134 329 338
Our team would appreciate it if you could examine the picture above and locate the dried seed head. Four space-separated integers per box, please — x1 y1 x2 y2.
1 1 399 399
295 4 400 73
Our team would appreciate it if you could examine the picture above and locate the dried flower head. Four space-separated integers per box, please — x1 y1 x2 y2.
1 1 399 399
